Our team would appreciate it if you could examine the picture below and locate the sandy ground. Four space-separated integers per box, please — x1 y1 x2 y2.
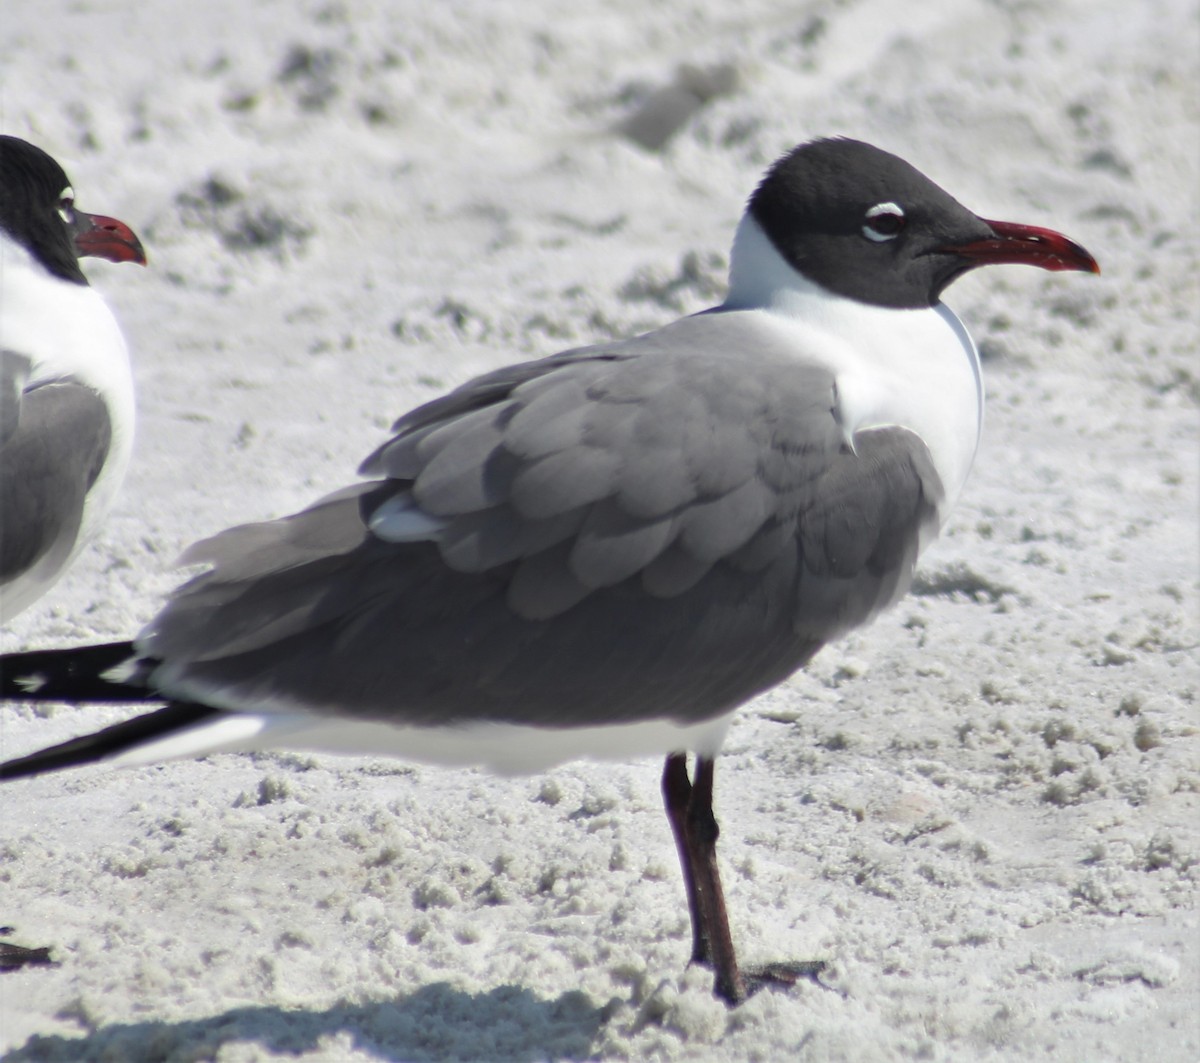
1 0 1197 1060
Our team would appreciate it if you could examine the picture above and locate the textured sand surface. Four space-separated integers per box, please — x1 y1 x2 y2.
1 1 1197 1059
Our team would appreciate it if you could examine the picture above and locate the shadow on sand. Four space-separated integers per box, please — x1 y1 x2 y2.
5 982 614 1062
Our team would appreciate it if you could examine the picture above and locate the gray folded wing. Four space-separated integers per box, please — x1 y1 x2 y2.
142 312 943 729
1 354 112 595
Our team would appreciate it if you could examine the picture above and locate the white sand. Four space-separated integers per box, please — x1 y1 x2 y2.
1 0 1197 1059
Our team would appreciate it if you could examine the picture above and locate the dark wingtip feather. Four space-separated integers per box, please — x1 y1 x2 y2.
0 702 221 781
0 641 149 702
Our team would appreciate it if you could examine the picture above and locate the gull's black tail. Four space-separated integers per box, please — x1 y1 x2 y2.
0 640 154 702
1 640 221 781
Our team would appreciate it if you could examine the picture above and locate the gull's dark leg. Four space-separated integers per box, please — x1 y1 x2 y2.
661 752 746 1002
662 752 707 964
686 755 748 1003
662 753 830 1006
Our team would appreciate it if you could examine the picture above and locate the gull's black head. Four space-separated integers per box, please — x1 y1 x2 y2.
0 135 145 285
748 137 1098 309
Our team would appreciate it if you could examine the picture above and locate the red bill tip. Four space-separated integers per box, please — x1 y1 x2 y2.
73 211 147 266
947 219 1099 275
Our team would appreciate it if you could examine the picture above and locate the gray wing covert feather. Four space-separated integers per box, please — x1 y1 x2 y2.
148 483 383 662
791 428 943 643
357 322 847 619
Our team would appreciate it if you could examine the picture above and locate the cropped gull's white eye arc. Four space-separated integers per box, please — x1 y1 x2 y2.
57 185 75 225
862 201 905 242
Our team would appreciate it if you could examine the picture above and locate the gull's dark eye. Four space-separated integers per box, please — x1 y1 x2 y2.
862 201 905 242
57 186 75 225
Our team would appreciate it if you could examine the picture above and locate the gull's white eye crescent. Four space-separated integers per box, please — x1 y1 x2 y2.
862 201 905 242
57 185 75 224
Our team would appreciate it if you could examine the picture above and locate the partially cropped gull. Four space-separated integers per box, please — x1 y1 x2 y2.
0 135 146 622
0 137 1097 1003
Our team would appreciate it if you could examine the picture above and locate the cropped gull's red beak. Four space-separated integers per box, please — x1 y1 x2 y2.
948 219 1099 274
72 210 147 266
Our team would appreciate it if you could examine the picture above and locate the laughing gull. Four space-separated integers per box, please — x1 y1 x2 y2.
0 138 1098 1003
0 136 146 622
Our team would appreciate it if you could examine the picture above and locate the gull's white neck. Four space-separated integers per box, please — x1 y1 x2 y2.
723 214 984 515
1 234 133 395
